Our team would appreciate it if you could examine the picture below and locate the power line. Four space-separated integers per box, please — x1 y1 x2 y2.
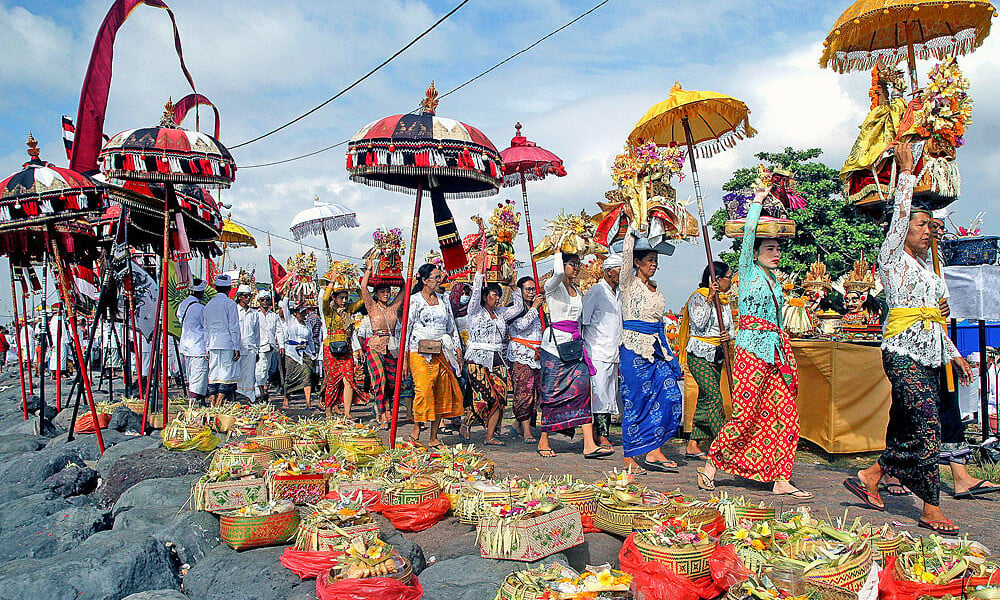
228 217 363 260
230 0 470 149
240 0 613 169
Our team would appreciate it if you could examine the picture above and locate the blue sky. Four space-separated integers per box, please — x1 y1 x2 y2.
2 0 998 316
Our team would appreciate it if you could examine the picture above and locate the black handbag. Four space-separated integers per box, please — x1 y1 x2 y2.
328 340 350 356
548 326 584 363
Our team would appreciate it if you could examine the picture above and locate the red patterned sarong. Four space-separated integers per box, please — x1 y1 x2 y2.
365 345 397 416
708 316 799 482
323 344 368 408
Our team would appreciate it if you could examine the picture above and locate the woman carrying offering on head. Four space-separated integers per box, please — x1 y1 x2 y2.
537 252 608 459
506 275 545 443
404 263 464 448
843 142 973 535
698 179 812 499
462 253 521 445
681 261 735 459
321 280 366 420
619 229 683 472
360 256 404 430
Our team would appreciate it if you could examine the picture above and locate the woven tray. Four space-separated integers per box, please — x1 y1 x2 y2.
220 509 299 550
634 536 717 581
477 506 584 562
381 478 441 506
268 472 327 505
292 438 327 455
295 519 380 552
594 500 666 537
558 489 598 518
805 543 872 593
193 477 266 512
247 434 294 453
457 486 526 525
725 217 796 239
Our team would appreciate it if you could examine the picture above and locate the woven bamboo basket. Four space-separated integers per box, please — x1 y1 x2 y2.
457 486 526 525
728 505 776 528
804 580 859 600
333 480 383 497
594 500 666 537
324 554 412 586
329 433 384 454
558 489 598 518
381 477 440 506
494 577 549 600
192 476 266 512
219 509 299 550
214 414 237 433
294 520 380 552
292 438 326 455
631 506 721 535
210 447 276 474
268 472 327 505
870 535 903 560
247 434 294 453
805 544 873 593
634 535 717 581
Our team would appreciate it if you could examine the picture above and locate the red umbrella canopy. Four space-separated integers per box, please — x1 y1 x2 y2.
0 134 107 234
500 122 567 187
99 99 236 189
98 178 224 246
346 83 502 199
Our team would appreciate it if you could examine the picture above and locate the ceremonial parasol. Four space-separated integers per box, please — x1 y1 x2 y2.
500 122 566 323
819 0 997 90
0 135 108 451
99 99 237 432
346 82 502 447
628 82 758 388
218 214 256 271
289 197 360 265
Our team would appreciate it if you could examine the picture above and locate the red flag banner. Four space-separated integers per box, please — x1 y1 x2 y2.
70 0 197 174
206 258 220 286
173 93 221 139
269 255 287 289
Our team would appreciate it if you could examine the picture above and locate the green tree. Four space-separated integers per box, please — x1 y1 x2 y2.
708 147 883 281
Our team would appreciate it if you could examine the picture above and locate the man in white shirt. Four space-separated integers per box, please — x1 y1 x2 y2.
256 292 283 400
203 275 241 407
235 286 261 402
582 253 623 450
177 278 208 403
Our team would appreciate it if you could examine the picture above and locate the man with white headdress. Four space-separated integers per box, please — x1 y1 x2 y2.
203 275 241 407
256 291 283 399
177 278 208 403
582 253 623 451
235 285 261 401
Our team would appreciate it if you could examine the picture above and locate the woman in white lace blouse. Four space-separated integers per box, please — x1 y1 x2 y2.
844 142 972 536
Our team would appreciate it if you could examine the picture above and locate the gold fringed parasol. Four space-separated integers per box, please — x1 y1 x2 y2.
220 217 257 248
628 83 757 159
819 0 997 85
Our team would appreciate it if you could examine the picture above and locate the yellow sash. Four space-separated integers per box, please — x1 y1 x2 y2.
884 307 945 340
693 336 721 346
678 288 730 367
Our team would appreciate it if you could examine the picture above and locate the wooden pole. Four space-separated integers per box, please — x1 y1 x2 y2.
55 304 63 412
520 173 546 328
160 185 175 426
48 228 104 453
388 179 424 449
903 22 920 95
681 117 734 391
20 280 34 395
38 252 49 433
979 319 990 440
930 236 955 392
9 261 29 420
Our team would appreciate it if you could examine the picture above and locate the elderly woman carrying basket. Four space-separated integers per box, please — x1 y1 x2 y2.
843 142 973 535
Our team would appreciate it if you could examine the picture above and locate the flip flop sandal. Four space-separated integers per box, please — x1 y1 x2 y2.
484 439 506 446
953 480 1000 499
918 519 960 536
584 449 614 459
843 478 884 511
882 483 912 496
685 452 707 459
696 467 715 491
774 488 814 500
634 457 677 473
537 449 556 458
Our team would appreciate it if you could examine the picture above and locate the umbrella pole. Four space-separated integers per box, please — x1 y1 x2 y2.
682 117 734 391
48 228 105 453
903 23 920 95
9 261 29 420
160 185 175 426
20 283 34 395
930 236 956 392
322 228 333 270
56 304 62 412
388 179 424 449
520 173 546 327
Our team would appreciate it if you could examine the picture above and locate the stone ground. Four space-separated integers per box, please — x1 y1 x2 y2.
0 371 996 600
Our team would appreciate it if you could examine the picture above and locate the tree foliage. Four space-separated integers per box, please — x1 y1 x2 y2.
708 147 883 281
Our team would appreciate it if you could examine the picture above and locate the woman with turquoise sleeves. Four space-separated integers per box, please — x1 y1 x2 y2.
697 182 812 499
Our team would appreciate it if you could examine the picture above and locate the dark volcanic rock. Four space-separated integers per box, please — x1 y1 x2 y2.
0 433 47 455
108 406 144 433
0 444 83 488
563 532 624 572
112 475 200 516
42 463 99 497
0 493 112 561
121 591 188 600
419 553 568 600
47 430 128 462
376 516 427 575
0 529 181 600
113 506 220 566
100 447 206 508
96 435 162 479
183 544 314 600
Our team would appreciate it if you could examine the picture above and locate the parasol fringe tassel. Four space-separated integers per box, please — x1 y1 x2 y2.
289 217 360 240
821 16 988 72
347 173 499 200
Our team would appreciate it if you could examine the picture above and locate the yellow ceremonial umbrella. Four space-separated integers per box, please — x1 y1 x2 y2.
819 0 997 90
627 82 757 389
219 215 256 270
